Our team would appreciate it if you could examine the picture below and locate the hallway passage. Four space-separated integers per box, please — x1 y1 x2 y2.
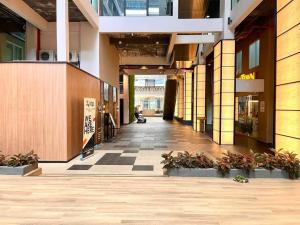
40 117 267 176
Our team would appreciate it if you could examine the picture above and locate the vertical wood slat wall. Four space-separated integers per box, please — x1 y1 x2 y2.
0 63 107 161
275 0 300 153
184 72 193 122
213 40 235 144
193 65 206 132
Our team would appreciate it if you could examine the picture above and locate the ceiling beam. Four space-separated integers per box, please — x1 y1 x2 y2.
120 56 168 66
72 0 99 28
166 33 177 64
0 0 48 30
110 36 170 45
175 34 215 44
99 17 223 33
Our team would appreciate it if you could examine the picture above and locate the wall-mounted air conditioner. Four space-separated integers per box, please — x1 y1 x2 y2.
69 50 79 62
39 50 55 61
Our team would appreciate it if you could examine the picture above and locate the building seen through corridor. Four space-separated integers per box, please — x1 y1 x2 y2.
135 75 166 116
0 0 299 161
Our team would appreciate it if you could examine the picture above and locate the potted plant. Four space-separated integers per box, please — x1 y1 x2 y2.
162 149 300 179
0 150 39 176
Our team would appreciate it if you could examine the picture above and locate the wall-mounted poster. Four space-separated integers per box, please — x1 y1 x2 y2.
104 82 109 101
113 87 117 102
81 98 96 160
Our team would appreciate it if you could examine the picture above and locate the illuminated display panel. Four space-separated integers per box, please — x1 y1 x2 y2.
276 0 300 153
213 40 235 144
178 78 184 118
193 65 206 132
184 72 192 121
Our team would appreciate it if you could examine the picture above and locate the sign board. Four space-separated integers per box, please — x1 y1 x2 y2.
81 98 96 160
237 72 256 80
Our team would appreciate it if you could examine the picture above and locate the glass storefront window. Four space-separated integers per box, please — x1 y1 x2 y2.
236 50 242 75
249 39 260 69
235 95 259 138
100 0 173 16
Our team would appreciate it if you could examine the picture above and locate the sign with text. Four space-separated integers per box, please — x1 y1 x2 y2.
81 98 96 160
237 72 256 80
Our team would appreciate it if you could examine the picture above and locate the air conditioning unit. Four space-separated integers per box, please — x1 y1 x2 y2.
39 50 55 61
69 50 79 62
40 50 55 62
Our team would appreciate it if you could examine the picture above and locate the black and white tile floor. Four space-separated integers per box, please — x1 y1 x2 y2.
40 117 264 176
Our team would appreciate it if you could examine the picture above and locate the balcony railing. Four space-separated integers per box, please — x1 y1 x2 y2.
100 0 173 16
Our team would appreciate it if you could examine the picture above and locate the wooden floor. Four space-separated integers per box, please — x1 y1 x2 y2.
0 176 300 225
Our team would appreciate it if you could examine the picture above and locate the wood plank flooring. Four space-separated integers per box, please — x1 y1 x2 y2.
0 176 300 225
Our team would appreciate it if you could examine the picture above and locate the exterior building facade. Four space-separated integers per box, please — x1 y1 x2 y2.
0 0 299 160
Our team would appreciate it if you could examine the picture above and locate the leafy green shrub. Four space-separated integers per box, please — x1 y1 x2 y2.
161 150 300 179
216 151 256 175
161 151 214 169
274 150 299 179
6 150 39 167
0 151 6 166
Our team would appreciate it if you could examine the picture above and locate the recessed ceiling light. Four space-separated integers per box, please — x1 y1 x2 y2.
118 40 122 45
156 41 159 45
158 66 164 70
206 15 210 18
140 66 148 70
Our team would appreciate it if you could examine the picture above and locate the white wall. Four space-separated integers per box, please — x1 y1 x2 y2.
40 22 80 51
80 22 99 77
99 34 119 87
25 22 100 77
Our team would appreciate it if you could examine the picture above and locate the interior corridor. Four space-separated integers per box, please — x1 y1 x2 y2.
40 117 271 176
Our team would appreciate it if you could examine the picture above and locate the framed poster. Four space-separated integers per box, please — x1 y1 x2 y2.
113 87 117 102
81 98 96 160
104 82 109 101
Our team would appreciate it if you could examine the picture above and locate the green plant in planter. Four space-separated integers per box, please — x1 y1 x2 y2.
255 152 277 170
216 154 231 175
7 150 39 167
0 151 7 166
161 151 178 169
195 153 214 168
275 150 300 179
216 151 256 175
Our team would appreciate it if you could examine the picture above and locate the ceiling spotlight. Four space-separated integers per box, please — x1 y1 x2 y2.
155 41 159 45
140 66 148 70
158 66 164 70
206 15 210 18
131 33 134 37
118 40 122 45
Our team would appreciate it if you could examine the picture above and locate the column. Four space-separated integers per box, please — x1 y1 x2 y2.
184 72 192 123
56 0 69 61
213 40 235 144
275 0 300 153
193 65 206 132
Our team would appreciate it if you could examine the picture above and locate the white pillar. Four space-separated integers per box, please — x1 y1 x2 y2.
220 0 234 39
56 0 69 61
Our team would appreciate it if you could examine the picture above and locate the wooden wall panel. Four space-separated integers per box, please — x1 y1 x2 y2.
0 63 67 161
66 65 100 160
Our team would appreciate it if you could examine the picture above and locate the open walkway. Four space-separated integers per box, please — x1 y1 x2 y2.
1 176 300 225
40 117 268 176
